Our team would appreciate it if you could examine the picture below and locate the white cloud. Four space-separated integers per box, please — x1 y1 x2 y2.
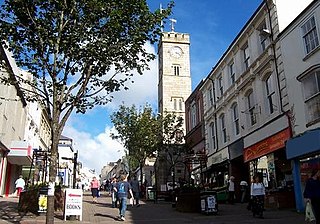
106 42 159 110
63 123 126 175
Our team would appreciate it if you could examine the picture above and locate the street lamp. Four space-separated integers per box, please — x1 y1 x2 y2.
61 151 78 189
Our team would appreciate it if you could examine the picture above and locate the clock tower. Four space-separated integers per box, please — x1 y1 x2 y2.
158 29 192 134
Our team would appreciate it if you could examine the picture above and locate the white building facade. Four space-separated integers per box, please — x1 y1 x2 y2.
199 0 313 207
280 0 320 212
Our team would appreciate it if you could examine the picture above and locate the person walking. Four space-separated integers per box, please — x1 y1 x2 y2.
227 176 235 204
130 176 140 207
250 174 265 219
114 174 134 221
110 177 118 208
240 180 248 203
304 169 320 224
90 176 100 203
15 175 25 197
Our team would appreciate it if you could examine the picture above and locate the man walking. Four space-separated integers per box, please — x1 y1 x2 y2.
114 174 134 221
130 176 140 207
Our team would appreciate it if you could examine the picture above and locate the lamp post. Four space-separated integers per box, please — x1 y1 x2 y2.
61 151 78 189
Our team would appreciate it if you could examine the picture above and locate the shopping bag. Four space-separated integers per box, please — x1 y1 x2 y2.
305 201 316 222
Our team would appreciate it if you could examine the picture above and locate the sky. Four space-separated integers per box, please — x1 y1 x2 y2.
62 0 263 175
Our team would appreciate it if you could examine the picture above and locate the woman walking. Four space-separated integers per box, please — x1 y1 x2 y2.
250 174 265 218
90 176 100 203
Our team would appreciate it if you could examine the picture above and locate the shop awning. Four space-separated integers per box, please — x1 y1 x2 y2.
7 141 33 165
286 129 320 159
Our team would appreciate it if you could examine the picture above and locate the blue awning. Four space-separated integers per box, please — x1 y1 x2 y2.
286 129 320 159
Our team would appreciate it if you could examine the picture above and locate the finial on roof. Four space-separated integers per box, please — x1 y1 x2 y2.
169 18 177 32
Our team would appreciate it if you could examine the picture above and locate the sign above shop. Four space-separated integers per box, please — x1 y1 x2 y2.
243 128 291 162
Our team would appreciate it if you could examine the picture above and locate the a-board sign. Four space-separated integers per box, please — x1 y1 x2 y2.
64 188 83 221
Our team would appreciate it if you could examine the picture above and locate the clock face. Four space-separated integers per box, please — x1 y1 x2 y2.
170 46 182 58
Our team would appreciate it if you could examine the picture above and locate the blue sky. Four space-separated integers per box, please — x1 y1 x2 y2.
63 0 263 175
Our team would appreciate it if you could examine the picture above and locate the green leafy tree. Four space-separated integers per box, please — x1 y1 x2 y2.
110 104 161 183
0 0 172 223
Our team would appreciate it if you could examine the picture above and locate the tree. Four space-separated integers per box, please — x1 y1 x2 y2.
110 104 161 183
111 105 186 189
0 0 173 223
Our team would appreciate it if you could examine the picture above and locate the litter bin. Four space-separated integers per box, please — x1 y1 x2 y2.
38 186 49 214
147 187 157 202
200 191 218 215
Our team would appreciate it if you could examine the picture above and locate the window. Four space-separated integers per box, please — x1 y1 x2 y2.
173 65 180 76
191 102 197 128
179 99 183 111
247 91 257 126
208 87 213 106
243 44 250 70
301 69 320 123
231 104 240 135
259 21 269 51
209 122 216 151
229 62 235 85
265 75 276 114
220 114 227 143
302 16 319 54
218 76 223 97
173 98 177 110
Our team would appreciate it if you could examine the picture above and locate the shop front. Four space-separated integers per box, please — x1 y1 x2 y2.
0 143 9 196
286 128 320 212
229 138 249 201
243 127 293 209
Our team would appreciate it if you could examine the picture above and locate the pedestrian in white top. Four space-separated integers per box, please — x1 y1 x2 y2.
250 174 265 219
227 176 235 204
15 175 25 197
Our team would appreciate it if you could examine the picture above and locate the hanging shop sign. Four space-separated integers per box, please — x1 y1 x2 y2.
243 128 291 162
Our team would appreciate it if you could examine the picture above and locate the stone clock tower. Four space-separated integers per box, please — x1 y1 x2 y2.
158 26 192 134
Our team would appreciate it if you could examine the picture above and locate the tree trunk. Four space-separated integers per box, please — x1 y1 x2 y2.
139 162 143 186
46 127 60 224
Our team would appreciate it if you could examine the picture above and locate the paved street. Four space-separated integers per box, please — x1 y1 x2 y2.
0 191 306 223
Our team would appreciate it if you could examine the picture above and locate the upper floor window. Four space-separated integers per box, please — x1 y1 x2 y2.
265 75 276 114
259 21 269 51
173 65 180 76
218 75 223 97
219 114 227 143
231 103 240 136
243 44 250 70
247 91 257 126
229 62 235 85
208 87 213 106
302 16 319 55
179 98 183 111
301 69 320 124
209 122 216 151
191 102 197 128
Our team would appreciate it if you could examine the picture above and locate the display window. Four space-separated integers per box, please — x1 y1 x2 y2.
300 155 320 194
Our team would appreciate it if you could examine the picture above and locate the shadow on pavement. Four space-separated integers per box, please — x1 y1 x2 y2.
0 201 26 223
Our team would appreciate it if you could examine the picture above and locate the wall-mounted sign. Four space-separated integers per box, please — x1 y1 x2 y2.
243 128 291 162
